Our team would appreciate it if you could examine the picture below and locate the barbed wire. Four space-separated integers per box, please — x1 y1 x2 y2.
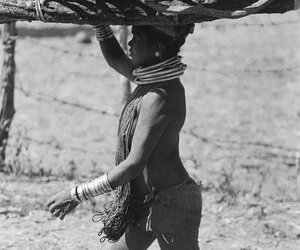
21 38 100 60
7 137 104 155
12 127 295 164
188 64 300 76
182 130 296 167
12 61 298 159
2 20 299 165
6 129 296 167
199 20 300 29
20 38 300 76
183 128 297 153
21 136 105 155
15 81 298 160
15 83 119 117
242 66 300 73
209 152 294 167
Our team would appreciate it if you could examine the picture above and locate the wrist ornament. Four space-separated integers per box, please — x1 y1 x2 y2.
93 25 114 42
70 173 113 203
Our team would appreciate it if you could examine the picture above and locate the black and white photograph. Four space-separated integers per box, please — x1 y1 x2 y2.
0 1 299 249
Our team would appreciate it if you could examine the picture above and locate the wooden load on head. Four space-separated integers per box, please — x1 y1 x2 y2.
0 0 297 25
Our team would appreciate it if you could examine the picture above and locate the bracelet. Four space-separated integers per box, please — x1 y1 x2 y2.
70 173 113 203
93 25 114 42
70 186 81 203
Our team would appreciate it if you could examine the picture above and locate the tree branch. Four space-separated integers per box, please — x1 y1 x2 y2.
0 0 296 25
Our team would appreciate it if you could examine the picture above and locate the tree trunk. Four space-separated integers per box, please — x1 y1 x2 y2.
295 0 300 9
0 0 296 25
297 132 300 198
0 22 16 165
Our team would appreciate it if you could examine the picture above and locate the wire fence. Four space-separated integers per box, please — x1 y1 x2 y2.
20 136 105 155
20 35 300 77
199 20 300 29
1 19 299 169
188 64 300 76
16 83 119 117
20 38 100 60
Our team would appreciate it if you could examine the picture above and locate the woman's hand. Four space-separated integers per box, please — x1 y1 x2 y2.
47 189 79 220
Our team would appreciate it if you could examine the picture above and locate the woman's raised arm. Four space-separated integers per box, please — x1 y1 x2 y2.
94 25 135 82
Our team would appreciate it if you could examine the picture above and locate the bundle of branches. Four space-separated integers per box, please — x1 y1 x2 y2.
0 0 296 25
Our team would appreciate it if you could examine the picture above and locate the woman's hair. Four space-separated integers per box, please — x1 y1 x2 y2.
132 24 194 59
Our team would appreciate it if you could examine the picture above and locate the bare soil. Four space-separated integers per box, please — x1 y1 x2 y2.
0 11 300 250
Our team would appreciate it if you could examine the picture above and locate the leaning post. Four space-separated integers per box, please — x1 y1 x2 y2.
119 26 131 104
0 22 16 166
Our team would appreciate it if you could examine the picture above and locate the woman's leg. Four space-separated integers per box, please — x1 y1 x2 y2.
157 235 200 250
102 224 156 250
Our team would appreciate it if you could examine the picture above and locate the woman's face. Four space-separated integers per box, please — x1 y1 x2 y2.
128 27 159 67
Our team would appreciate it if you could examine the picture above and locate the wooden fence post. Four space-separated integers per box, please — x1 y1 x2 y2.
0 22 16 166
119 26 131 104
295 0 300 9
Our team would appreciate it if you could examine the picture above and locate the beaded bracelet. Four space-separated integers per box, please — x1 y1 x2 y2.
70 173 113 203
93 25 114 42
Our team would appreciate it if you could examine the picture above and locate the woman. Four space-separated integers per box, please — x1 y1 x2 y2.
47 24 202 250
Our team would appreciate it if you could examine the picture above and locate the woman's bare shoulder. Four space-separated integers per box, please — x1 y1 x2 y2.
147 81 185 101
140 81 185 116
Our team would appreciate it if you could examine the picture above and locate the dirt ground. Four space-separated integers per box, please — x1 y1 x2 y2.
0 10 300 250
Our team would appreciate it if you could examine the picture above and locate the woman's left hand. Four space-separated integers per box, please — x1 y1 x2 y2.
47 189 79 220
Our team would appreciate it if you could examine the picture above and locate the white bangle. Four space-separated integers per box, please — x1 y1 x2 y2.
70 186 81 203
93 25 114 42
71 173 113 202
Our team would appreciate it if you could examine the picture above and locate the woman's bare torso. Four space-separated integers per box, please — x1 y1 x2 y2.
129 80 189 197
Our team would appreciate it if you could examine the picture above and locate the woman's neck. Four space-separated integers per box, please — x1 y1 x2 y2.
132 56 186 85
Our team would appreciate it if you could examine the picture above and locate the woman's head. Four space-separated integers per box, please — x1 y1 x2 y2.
129 24 194 67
